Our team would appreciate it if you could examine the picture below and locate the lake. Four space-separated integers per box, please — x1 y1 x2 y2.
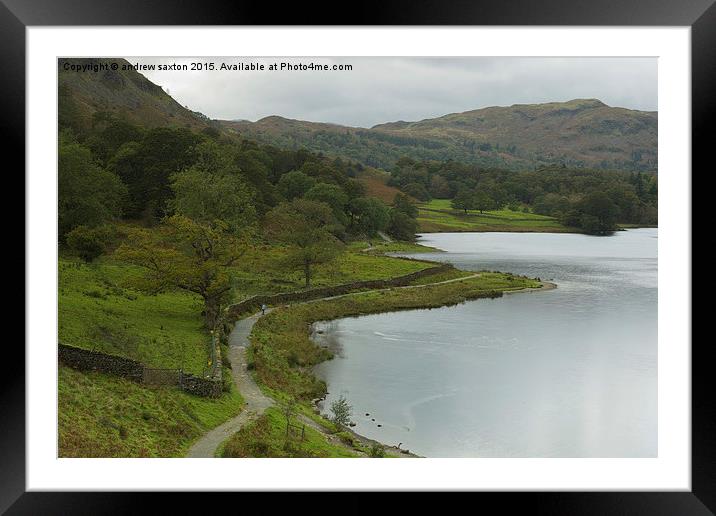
312 229 657 457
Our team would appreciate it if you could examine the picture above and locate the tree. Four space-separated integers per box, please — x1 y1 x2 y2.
265 199 344 288
402 182 431 201
116 215 246 328
392 193 418 218
428 174 451 198
277 170 316 200
578 191 620 234
85 113 144 165
108 127 200 219
473 190 498 213
451 189 475 213
304 182 349 224
347 197 390 236
58 137 127 241
330 394 352 429
387 210 418 241
169 166 257 236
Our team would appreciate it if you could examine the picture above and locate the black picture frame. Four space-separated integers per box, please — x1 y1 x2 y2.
5 0 708 512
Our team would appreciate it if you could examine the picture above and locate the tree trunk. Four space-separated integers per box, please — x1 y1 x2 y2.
304 261 311 289
203 296 219 329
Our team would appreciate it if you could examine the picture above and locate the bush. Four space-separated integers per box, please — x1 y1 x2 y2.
369 443 385 458
66 224 115 262
330 394 352 428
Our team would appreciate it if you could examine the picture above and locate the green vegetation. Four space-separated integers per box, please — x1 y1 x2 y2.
405 268 474 285
330 394 353 428
220 406 359 458
229 245 431 298
116 215 248 329
391 159 657 234
347 239 439 254
58 258 210 373
265 199 345 288
59 365 244 457
418 199 567 233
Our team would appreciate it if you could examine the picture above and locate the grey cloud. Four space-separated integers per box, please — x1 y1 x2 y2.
130 57 657 128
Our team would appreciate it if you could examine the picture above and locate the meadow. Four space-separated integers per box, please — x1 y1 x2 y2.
417 199 570 233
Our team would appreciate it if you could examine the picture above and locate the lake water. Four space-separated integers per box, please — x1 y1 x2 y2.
312 229 657 457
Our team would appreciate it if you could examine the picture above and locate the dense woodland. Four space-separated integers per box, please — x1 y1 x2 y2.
59 113 422 325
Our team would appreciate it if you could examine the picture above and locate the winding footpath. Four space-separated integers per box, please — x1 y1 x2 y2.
186 270 555 457
186 311 274 458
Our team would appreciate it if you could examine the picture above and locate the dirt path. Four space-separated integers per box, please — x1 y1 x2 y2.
186 311 274 458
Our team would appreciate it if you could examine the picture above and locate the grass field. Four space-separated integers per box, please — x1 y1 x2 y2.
59 242 435 369
417 199 571 233
59 258 210 374
58 365 244 457
229 244 433 300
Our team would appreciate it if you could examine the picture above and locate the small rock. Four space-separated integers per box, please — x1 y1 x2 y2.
349 422 356 427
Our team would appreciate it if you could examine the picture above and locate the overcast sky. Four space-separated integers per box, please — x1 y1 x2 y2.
130 57 657 128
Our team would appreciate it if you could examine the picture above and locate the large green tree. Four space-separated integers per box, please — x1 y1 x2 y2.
451 189 475 213
347 197 390 237
265 199 344 288
473 190 498 213
58 136 127 241
277 170 316 201
108 127 200 219
392 193 418 218
303 183 349 224
116 215 246 328
577 192 621 234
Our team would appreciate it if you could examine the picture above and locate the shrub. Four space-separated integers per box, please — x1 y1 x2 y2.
330 394 352 428
369 443 385 458
66 224 115 262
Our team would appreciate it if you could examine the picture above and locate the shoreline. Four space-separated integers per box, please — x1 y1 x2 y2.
307 277 557 458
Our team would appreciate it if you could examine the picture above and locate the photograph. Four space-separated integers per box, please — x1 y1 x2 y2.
56 55 658 459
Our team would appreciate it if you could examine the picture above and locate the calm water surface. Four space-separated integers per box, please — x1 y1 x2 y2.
313 229 657 457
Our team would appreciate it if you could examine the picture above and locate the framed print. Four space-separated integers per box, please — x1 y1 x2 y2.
6 0 711 512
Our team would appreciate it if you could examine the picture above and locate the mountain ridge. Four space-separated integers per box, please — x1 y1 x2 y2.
221 98 657 172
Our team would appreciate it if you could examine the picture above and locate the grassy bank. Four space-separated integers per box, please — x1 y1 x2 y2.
58 365 244 457
219 406 360 458
417 199 571 233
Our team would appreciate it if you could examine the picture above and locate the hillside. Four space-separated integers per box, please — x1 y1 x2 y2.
59 58 212 134
221 99 657 172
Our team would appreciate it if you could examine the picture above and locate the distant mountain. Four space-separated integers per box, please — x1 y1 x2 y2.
58 58 211 133
221 99 657 172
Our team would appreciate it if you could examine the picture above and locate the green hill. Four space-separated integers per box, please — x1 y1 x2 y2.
221 99 657 172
